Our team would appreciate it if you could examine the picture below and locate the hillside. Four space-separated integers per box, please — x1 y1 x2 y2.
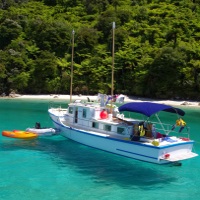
0 0 200 99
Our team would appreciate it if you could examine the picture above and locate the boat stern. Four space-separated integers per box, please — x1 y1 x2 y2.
157 140 198 163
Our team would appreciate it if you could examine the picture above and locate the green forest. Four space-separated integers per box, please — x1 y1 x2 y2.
0 0 200 99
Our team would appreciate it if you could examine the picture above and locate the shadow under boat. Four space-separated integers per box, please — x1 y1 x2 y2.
0 136 178 189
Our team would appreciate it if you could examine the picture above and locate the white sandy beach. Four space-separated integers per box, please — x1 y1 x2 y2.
11 94 200 107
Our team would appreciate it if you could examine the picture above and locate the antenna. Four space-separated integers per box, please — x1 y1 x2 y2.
110 22 115 112
70 29 75 103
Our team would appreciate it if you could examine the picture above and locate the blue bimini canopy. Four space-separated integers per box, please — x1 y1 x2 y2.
118 102 185 117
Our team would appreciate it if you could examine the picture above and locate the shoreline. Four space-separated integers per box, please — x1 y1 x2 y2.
1 94 200 108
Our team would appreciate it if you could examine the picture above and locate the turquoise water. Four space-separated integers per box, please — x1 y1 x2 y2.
0 99 200 200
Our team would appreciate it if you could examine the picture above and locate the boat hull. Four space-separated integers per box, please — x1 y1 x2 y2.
49 114 196 164
26 128 56 136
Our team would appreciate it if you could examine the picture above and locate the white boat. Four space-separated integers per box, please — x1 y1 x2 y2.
48 98 198 165
48 23 197 164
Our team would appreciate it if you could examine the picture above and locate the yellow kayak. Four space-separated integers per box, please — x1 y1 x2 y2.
2 130 38 139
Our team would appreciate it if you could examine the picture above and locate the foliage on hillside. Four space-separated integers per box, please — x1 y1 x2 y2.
0 0 200 99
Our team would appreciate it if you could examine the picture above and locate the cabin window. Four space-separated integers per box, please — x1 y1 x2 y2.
69 107 73 114
92 122 99 129
83 109 87 118
104 124 111 131
117 127 125 135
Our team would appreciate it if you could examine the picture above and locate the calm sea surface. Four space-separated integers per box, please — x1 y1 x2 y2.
0 99 200 200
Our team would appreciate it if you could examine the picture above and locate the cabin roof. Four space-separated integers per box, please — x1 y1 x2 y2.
118 102 185 117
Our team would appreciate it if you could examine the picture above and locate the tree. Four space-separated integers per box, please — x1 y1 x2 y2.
147 47 186 98
25 19 72 57
0 19 22 49
28 51 57 93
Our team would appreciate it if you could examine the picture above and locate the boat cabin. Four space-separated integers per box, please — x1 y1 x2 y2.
65 102 153 140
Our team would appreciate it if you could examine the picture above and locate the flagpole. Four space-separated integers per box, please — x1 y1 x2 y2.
70 30 75 103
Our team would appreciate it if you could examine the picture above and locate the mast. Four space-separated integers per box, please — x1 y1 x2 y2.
70 29 75 103
111 22 115 98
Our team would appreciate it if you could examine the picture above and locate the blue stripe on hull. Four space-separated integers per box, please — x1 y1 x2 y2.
116 148 158 160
